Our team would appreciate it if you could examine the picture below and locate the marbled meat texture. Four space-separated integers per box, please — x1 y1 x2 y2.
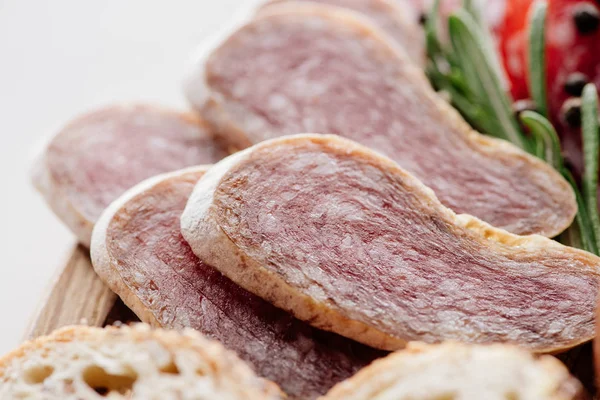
35 104 226 246
96 167 383 400
261 0 424 63
181 135 600 353
195 4 575 237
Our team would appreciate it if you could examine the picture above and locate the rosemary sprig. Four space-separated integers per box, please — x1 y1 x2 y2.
424 0 600 255
528 1 549 118
425 0 443 58
463 0 508 91
425 0 520 143
523 1 599 253
563 170 597 254
448 11 527 149
582 84 600 251
519 111 561 169
520 111 598 253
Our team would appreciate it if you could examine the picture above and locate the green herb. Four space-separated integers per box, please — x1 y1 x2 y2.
518 110 597 252
528 1 549 118
463 0 508 91
563 170 597 254
424 2 526 147
425 0 443 58
447 11 527 149
519 111 561 169
424 0 600 255
581 84 600 251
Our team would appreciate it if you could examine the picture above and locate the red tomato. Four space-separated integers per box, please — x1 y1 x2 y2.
498 0 600 126
497 0 532 101
497 0 600 176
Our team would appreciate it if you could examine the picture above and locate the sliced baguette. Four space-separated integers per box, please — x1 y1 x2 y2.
0 324 284 400
322 342 587 400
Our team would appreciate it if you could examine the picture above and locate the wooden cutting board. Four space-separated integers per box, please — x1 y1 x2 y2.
24 245 139 340
24 245 599 396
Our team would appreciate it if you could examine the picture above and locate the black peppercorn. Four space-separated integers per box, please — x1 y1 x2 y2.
561 98 583 127
564 72 589 96
573 3 600 35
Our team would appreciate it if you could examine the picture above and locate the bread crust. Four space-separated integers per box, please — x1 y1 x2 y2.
91 166 210 329
320 342 588 400
180 134 600 353
31 104 213 247
0 324 284 399
193 2 576 238
31 148 95 247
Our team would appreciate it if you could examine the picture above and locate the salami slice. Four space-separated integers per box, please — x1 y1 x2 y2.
323 342 587 400
181 134 600 354
91 166 383 400
32 104 226 247
261 0 424 63
186 3 576 238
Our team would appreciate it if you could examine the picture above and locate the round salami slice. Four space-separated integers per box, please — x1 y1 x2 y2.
181 134 600 354
261 0 425 63
187 3 576 238
91 166 383 400
32 104 226 247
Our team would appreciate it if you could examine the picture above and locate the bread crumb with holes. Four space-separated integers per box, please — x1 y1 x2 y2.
0 324 284 399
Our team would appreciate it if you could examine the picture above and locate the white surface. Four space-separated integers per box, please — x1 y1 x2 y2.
0 0 260 356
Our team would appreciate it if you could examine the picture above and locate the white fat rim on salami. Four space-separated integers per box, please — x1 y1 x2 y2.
183 0 417 111
183 0 270 110
91 165 212 278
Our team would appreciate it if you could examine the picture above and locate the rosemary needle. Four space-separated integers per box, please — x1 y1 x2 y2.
425 0 600 255
520 110 597 253
519 111 562 169
528 1 549 118
581 84 600 251
448 11 527 149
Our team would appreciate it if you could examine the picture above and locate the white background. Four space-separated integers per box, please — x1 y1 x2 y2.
0 0 260 356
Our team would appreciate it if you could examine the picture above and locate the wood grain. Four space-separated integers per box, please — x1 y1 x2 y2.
24 245 117 340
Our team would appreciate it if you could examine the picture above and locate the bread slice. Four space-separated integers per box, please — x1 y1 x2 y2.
31 104 226 247
180 134 600 353
0 324 284 399
322 342 587 400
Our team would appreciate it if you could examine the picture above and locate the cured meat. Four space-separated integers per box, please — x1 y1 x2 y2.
186 3 576 238
31 104 226 246
91 166 383 400
395 0 425 22
181 134 600 353
261 0 424 63
323 342 587 400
